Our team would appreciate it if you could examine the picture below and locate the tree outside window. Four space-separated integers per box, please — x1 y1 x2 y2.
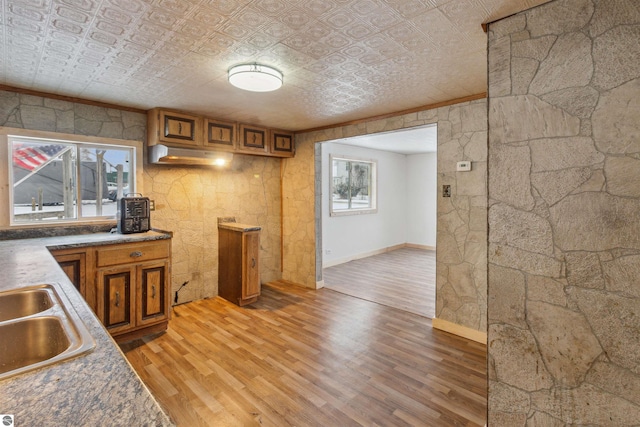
330 156 377 216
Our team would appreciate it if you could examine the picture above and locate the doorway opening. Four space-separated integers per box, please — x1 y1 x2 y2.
316 124 437 318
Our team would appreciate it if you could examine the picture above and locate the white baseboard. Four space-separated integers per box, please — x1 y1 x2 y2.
323 242 433 268
315 280 325 289
405 243 436 251
432 318 487 344
323 243 405 267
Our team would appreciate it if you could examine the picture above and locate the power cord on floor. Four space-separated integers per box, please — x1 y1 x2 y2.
174 281 189 304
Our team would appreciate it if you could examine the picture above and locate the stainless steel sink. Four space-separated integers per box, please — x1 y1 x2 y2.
0 288 53 322
0 284 95 380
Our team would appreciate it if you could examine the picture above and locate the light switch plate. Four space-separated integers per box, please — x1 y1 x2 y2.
457 161 471 172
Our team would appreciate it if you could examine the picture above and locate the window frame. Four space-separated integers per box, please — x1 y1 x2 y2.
0 127 143 228
329 154 378 217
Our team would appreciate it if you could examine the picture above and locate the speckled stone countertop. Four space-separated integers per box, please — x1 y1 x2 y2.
0 230 174 426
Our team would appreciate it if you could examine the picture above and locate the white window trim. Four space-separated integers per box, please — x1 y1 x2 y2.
329 154 378 217
0 126 144 229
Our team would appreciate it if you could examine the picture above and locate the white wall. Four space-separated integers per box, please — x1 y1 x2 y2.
407 152 437 247
322 141 436 267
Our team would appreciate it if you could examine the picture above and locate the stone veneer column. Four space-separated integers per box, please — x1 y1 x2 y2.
286 98 488 336
487 0 640 424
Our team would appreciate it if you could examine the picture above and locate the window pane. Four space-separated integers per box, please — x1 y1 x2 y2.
330 156 376 215
11 140 77 222
79 147 132 218
332 158 351 211
349 161 371 210
10 137 136 225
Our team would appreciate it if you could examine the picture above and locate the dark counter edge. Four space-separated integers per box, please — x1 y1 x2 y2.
0 228 175 426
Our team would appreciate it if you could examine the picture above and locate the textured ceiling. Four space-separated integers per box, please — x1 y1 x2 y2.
335 123 437 154
0 0 551 131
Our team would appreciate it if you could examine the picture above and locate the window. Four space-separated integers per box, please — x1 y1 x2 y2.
9 135 136 224
330 155 377 216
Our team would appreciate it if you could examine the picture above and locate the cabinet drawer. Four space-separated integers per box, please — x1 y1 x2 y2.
96 241 170 268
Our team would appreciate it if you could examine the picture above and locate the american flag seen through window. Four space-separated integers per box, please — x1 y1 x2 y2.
13 144 67 171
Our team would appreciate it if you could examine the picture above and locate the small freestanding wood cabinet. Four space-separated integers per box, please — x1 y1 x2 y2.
218 222 261 306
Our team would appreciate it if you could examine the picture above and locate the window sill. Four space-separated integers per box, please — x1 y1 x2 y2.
329 208 378 217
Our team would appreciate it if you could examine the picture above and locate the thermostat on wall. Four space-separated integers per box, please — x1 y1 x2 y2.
456 161 472 172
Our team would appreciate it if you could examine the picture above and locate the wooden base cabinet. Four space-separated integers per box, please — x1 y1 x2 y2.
51 248 96 313
96 240 171 342
52 237 171 342
218 223 261 306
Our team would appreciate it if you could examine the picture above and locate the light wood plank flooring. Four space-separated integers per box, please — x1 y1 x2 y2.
121 280 486 427
323 247 436 318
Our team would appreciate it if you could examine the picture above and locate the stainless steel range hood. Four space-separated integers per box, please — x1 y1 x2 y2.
149 144 233 166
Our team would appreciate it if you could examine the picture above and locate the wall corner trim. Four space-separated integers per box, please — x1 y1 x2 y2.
315 280 325 289
432 318 487 344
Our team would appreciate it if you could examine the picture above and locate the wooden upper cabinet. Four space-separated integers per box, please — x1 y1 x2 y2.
148 108 202 147
204 118 237 151
238 124 268 154
147 107 295 158
269 129 295 158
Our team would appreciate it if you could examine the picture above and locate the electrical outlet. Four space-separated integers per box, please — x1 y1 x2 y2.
443 185 451 197
149 200 156 211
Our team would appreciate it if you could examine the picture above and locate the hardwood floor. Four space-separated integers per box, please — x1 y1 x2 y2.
323 247 436 318
121 280 486 427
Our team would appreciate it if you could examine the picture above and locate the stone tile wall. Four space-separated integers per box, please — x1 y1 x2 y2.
145 158 282 303
0 90 282 303
487 0 640 424
288 98 488 333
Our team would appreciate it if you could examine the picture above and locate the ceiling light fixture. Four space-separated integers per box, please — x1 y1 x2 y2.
228 63 283 92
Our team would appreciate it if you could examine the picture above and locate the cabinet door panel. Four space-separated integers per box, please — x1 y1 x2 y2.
269 129 295 157
238 124 268 154
98 267 135 333
138 261 169 326
51 249 97 313
243 232 260 299
161 111 200 146
204 119 236 150
55 254 85 293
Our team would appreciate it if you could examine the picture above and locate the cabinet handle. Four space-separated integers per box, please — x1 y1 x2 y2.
251 258 256 268
219 129 223 140
115 291 120 307
151 285 156 299
130 251 143 258
178 122 182 134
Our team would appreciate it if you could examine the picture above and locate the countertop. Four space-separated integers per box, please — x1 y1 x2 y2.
0 230 174 426
218 222 262 232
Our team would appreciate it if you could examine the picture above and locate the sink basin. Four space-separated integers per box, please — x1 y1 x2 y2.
0 317 70 374
0 288 53 322
0 284 95 380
